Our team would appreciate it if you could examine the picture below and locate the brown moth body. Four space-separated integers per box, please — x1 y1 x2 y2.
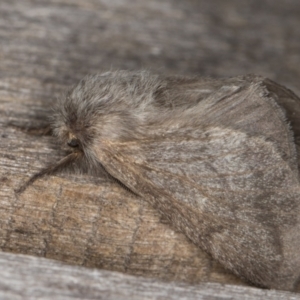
22 71 300 290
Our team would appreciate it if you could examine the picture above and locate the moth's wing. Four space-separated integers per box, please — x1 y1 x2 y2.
97 127 300 290
262 78 300 176
161 75 299 176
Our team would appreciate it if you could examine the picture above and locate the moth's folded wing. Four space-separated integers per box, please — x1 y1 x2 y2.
162 75 299 176
99 126 300 290
262 78 300 178
185 75 298 176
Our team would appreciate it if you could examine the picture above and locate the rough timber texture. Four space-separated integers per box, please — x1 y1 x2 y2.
1 252 300 300
1 0 300 297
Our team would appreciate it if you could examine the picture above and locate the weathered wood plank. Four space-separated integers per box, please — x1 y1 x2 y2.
0 251 299 300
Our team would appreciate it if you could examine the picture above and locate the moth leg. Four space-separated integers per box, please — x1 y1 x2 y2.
16 152 79 194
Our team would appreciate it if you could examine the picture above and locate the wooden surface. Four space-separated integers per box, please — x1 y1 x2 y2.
1 0 300 296
1 251 300 300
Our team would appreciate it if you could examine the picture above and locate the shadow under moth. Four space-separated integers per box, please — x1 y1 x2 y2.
18 70 300 291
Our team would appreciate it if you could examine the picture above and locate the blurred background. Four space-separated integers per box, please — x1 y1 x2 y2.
1 0 300 98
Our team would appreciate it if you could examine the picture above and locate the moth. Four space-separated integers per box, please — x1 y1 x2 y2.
19 70 300 291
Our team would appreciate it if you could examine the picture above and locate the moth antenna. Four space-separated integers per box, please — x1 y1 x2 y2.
16 152 79 194
8 122 52 136
23 125 52 136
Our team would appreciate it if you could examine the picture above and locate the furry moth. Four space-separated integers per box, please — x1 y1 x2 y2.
19 70 300 290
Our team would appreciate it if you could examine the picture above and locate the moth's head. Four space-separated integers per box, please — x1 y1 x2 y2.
51 72 142 155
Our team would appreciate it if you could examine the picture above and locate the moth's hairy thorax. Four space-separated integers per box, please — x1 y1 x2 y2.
52 71 202 147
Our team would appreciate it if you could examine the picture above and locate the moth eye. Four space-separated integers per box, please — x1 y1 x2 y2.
67 138 80 148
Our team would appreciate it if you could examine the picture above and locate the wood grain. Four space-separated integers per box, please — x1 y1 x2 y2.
0 251 299 300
